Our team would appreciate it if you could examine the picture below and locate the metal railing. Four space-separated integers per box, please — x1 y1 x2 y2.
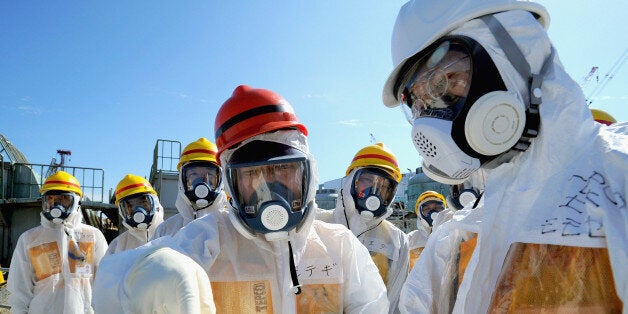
9 163 106 202
149 139 181 183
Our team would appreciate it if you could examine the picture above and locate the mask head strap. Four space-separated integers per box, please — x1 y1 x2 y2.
479 14 555 164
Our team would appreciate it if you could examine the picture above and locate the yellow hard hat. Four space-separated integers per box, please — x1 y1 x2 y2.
590 108 616 126
115 174 157 206
346 142 402 182
40 171 82 197
177 138 219 171
415 190 446 214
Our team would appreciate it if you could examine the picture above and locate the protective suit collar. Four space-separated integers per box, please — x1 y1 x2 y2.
175 190 227 223
333 168 393 236
220 130 319 242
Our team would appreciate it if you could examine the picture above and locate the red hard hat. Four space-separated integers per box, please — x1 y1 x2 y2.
214 85 308 161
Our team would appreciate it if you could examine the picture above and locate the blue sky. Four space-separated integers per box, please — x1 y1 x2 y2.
1 1 626 199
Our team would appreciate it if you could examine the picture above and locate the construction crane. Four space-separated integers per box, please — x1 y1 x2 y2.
46 149 72 177
580 66 598 89
586 49 627 106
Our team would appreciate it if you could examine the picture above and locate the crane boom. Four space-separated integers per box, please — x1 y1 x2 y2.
587 49 627 106
580 66 598 88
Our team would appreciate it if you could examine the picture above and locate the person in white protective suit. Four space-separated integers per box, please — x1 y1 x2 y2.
8 171 108 314
152 137 227 239
95 244 216 313
316 142 409 313
105 174 164 255
93 85 389 312
402 170 487 313
407 190 452 270
382 0 627 312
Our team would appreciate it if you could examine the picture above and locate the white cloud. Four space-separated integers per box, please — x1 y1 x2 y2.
303 94 325 99
336 119 361 126
17 105 43 115
594 95 628 101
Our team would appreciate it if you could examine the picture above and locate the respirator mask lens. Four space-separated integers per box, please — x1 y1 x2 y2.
352 169 396 208
182 162 220 192
229 158 306 216
398 40 472 123
42 192 74 212
420 200 445 218
120 193 154 221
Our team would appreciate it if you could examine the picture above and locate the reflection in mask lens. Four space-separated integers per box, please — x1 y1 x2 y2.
230 159 305 214
183 164 220 191
399 40 472 122
120 194 154 218
420 200 445 218
43 193 74 212
353 170 395 205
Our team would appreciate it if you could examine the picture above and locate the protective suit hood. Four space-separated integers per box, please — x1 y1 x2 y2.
438 10 627 313
453 10 553 117
333 168 393 236
441 9 593 177
383 1 550 107
398 7 628 312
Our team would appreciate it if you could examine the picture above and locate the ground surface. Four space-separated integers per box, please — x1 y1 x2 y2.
0 285 9 313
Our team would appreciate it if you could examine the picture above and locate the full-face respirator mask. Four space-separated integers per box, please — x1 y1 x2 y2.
394 15 554 185
225 140 311 237
119 193 157 230
181 161 222 209
350 168 398 219
42 191 79 224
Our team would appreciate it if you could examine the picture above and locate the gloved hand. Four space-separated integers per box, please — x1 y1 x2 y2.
432 208 455 230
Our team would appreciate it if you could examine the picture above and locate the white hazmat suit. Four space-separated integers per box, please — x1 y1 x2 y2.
400 198 483 313
406 207 454 270
93 130 389 313
151 182 227 239
395 6 627 314
8 210 108 313
317 169 409 314
94 243 215 313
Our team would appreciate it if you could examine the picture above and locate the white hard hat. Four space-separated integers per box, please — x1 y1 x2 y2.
382 0 549 107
